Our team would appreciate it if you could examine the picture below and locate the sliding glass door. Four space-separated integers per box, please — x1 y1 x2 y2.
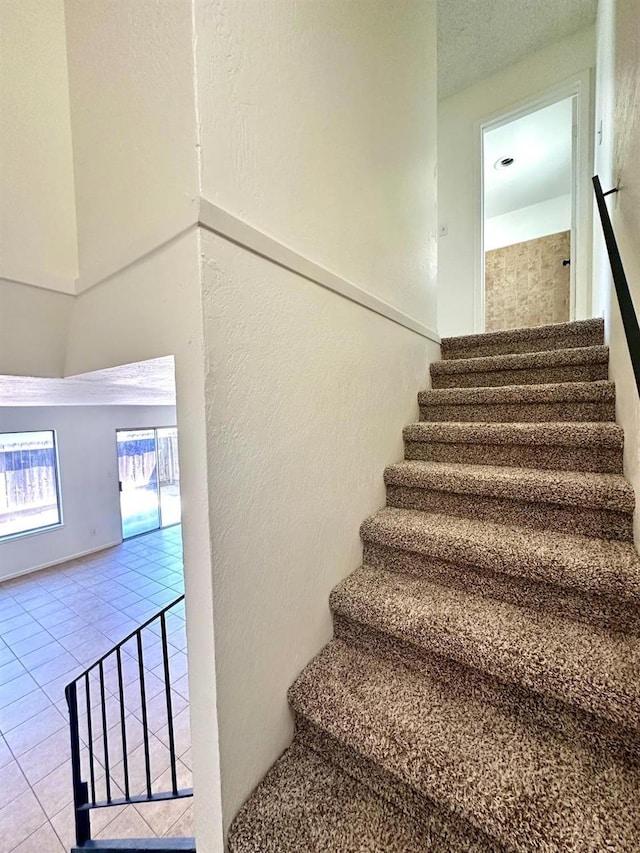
117 427 181 539
157 427 181 528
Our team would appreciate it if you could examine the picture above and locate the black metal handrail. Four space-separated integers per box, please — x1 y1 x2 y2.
593 175 640 395
65 594 193 849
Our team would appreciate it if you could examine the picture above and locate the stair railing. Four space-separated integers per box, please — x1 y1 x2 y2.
592 175 640 395
65 594 193 849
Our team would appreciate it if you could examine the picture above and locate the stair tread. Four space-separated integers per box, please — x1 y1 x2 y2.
384 460 634 512
431 345 608 376
289 639 640 852
331 566 640 730
228 741 482 852
418 379 615 405
441 319 604 359
404 420 623 447
361 507 640 602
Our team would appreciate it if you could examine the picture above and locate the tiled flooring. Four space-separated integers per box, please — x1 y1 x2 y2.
0 526 193 853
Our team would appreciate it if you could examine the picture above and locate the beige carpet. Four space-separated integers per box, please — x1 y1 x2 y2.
228 318 640 852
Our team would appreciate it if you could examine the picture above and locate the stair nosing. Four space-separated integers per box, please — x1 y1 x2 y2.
360 506 640 603
289 638 640 853
383 460 634 513
418 380 616 405
329 566 640 732
228 740 461 853
431 345 609 376
441 318 604 352
402 420 624 448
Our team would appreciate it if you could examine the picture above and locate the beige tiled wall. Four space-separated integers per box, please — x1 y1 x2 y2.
485 230 571 332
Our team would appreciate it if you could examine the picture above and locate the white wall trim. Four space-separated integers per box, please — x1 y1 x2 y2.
13 197 439 344
75 210 199 294
0 540 122 583
197 198 440 343
0 263 76 295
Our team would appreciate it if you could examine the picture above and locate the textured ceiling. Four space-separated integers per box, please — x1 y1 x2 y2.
0 357 176 407
438 0 598 99
484 97 574 218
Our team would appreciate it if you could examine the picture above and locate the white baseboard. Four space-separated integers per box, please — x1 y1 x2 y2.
0 540 123 584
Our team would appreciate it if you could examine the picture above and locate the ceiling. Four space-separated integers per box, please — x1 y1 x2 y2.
0 357 177 407
484 97 574 219
438 0 598 99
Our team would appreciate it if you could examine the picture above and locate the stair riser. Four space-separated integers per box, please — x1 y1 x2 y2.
229 740 460 853
404 440 623 474
331 615 640 769
441 328 604 361
419 401 615 423
431 363 608 389
333 580 639 731
385 485 633 541
294 636 639 853
293 717 499 853
362 541 640 634
334 600 640 738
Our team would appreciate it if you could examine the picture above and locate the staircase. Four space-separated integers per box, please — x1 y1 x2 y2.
227 318 640 852
65 595 194 852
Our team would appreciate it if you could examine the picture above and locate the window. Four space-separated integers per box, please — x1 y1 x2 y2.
0 431 62 540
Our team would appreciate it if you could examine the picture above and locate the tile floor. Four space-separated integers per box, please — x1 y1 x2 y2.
0 526 193 853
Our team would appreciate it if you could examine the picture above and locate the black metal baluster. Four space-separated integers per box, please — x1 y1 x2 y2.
66 680 91 846
160 611 179 795
85 673 96 805
99 660 111 803
137 630 153 798
116 646 130 800
64 595 191 834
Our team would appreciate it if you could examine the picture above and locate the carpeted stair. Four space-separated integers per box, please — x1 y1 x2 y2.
228 317 640 852
418 380 616 422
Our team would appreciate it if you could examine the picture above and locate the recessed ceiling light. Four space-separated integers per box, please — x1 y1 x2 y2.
494 156 515 170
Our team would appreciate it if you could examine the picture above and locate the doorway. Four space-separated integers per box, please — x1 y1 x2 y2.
117 426 181 538
476 72 593 334
482 96 575 332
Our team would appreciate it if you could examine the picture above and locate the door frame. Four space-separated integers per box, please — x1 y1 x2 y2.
473 69 594 333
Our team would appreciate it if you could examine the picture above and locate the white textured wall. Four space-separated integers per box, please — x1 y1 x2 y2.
438 27 596 337
0 0 77 292
593 0 640 545
194 0 438 833
0 405 176 581
0 281 74 378
200 230 438 831
485 194 572 251
592 0 617 321
63 0 199 287
195 0 437 325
